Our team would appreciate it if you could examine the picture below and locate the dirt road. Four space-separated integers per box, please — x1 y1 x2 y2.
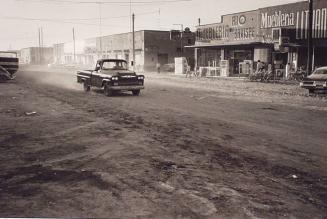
0 69 326 218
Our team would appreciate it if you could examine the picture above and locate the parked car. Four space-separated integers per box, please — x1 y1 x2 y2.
300 67 327 94
76 59 145 96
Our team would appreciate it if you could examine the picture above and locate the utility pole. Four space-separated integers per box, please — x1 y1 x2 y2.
41 27 43 47
41 27 43 64
130 0 132 31
73 28 76 63
98 2 103 58
173 24 184 57
158 8 161 30
38 28 41 64
132 13 135 70
307 0 313 76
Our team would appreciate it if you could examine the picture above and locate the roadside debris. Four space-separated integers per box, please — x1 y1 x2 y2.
25 111 37 116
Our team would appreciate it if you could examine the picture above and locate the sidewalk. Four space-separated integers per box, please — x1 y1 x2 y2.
144 72 327 111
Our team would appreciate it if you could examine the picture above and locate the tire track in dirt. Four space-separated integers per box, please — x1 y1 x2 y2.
1 71 326 218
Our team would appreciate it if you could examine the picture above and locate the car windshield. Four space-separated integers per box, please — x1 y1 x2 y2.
102 60 127 70
314 69 327 75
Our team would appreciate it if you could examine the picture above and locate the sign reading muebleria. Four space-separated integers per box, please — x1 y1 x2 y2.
196 10 259 45
260 0 327 40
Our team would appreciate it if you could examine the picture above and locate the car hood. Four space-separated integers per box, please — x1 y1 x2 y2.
100 69 136 76
308 74 327 80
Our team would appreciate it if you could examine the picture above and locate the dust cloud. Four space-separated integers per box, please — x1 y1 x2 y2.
19 65 83 91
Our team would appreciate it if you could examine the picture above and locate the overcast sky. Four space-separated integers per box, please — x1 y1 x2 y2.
0 0 303 50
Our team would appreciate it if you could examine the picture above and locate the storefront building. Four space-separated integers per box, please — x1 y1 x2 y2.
259 0 327 76
193 0 327 77
194 10 265 77
53 30 195 72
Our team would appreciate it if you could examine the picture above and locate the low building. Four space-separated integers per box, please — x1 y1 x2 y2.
53 30 195 72
20 47 53 65
192 0 327 77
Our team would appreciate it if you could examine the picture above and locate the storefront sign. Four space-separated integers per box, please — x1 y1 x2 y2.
196 11 259 44
261 11 295 28
296 8 327 39
260 1 327 39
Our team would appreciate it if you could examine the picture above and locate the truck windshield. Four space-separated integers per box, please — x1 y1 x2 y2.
102 61 127 70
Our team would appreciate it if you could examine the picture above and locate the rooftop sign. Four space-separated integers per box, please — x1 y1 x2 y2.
196 10 260 46
259 0 327 40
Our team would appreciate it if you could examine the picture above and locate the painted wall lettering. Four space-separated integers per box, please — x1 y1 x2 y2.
261 8 327 39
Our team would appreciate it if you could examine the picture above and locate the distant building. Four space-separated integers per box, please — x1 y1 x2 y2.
20 47 53 65
53 30 195 72
191 0 327 77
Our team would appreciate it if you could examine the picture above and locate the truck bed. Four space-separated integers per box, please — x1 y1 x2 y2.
77 70 93 83
0 57 19 74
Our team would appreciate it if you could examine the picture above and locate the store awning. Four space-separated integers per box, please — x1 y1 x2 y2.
186 41 269 48
282 42 302 47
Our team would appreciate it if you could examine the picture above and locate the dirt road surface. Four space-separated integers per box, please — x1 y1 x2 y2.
0 68 326 218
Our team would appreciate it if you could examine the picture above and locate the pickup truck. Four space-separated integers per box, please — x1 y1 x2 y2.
0 51 19 82
77 59 144 96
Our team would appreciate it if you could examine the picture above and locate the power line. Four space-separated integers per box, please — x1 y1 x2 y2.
1 16 119 27
15 0 192 5
1 9 159 23
2 10 159 21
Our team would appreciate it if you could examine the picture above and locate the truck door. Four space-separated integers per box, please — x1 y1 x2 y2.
92 62 103 87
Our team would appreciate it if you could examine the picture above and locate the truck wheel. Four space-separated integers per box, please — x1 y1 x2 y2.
83 81 90 92
132 90 140 96
309 89 315 94
104 84 114 96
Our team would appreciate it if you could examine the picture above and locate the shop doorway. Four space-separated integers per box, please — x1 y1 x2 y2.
158 53 168 65
227 49 253 76
273 52 288 77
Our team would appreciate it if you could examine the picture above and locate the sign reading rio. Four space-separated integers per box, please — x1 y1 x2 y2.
196 13 257 42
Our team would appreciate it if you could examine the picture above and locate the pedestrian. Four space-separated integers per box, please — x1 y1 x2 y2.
156 62 161 74
185 65 192 78
285 62 290 78
256 60 264 73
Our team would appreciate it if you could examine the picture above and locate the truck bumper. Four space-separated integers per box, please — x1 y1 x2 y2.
109 85 145 90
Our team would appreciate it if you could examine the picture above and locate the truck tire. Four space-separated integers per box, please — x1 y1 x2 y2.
309 89 315 94
132 90 140 96
83 81 90 92
104 84 114 96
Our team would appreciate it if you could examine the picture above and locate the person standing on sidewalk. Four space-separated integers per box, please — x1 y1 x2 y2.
156 62 161 74
185 64 192 78
285 62 291 79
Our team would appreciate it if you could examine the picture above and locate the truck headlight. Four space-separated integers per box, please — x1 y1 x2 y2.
112 77 118 81
138 76 144 80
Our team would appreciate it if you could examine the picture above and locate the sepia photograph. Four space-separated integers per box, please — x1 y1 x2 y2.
0 0 326 218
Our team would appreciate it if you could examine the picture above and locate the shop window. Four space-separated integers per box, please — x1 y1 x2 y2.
272 28 281 42
187 39 192 45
